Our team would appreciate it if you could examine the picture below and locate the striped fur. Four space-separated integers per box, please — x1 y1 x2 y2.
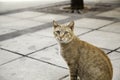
53 21 113 80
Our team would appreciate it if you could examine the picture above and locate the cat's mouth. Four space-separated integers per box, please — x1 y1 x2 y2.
58 38 72 44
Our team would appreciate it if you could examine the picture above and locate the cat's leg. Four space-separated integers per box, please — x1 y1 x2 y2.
69 64 78 80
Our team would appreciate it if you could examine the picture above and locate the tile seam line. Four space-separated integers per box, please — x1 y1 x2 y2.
27 56 68 70
0 47 27 56
97 29 120 34
59 74 69 80
0 47 68 69
0 43 57 57
0 57 23 67
26 43 57 55
107 47 120 54
95 21 117 30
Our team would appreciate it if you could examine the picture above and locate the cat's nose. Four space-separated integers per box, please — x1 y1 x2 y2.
59 37 62 41
59 37 63 41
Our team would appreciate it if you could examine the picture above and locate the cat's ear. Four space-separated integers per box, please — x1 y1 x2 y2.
68 21 74 30
53 20 59 28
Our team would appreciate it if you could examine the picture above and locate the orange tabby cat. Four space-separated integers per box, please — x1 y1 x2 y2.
53 20 113 80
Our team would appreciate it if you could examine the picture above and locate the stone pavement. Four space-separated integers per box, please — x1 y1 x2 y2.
0 1 120 80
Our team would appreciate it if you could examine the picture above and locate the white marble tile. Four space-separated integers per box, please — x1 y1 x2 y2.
0 27 16 35
0 49 20 65
0 34 56 54
0 16 20 24
79 31 120 50
29 45 68 68
1 19 44 30
100 22 120 33
31 27 91 37
74 18 113 29
6 11 45 19
0 57 68 80
32 13 69 23
97 9 120 19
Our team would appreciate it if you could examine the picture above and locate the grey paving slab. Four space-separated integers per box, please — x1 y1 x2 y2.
100 22 120 33
0 57 68 80
108 52 120 80
0 34 56 54
31 27 91 37
0 19 44 30
0 49 20 65
0 27 16 35
74 18 113 29
112 66 120 80
79 30 120 50
29 45 68 68
97 8 120 19
6 11 45 19
0 15 20 24
32 13 69 23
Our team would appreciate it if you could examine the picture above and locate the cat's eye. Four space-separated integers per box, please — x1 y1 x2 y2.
55 31 60 34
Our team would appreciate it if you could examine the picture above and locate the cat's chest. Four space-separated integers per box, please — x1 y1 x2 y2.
60 47 79 61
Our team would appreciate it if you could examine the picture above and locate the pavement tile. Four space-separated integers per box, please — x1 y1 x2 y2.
0 27 16 35
0 19 44 30
100 22 120 33
79 30 120 50
6 11 45 19
74 18 113 29
31 27 91 37
32 13 69 23
0 15 20 24
0 57 68 80
97 8 120 19
112 66 120 80
0 49 20 65
0 34 56 54
29 45 68 68
108 52 120 80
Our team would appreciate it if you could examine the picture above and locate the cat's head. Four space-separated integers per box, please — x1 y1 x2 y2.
53 20 75 44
